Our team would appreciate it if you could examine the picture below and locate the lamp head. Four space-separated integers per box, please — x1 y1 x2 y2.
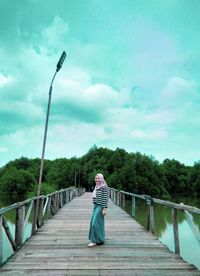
56 51 66 72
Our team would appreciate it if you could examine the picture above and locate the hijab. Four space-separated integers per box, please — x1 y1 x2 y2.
92 173 107 198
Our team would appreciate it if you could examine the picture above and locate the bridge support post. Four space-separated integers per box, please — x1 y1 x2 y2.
46 197 51 219
122 194 125 209
145 196 155 234
32 199 37 235
131 196 136 218
15 206 25 247
38 198 44 227
172 208 180 254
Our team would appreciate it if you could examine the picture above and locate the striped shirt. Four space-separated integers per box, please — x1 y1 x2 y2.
93 186 109 208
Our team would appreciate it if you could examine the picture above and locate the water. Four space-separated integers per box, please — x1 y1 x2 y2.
124 196 200 270
1 205 33 264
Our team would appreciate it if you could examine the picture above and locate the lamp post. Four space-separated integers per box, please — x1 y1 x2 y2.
35 51 66 228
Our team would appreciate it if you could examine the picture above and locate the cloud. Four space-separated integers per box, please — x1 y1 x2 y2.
160 76 197 109
40 16 69 53
0 147 7 153
1 2 200 167
0 122 106 163
131 129 168 140
0 74 13 87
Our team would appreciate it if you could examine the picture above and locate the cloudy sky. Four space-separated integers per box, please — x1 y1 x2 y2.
0 0 200 167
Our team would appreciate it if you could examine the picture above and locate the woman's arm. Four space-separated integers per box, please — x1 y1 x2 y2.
101 186 109 215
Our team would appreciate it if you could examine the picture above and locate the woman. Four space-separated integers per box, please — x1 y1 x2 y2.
88 173 109 247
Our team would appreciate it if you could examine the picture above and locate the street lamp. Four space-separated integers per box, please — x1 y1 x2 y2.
35 51 66 228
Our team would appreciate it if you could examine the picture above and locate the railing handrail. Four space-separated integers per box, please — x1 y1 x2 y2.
117 189 200 215
0 186 85 266
0 187 73 215
109 187 200 256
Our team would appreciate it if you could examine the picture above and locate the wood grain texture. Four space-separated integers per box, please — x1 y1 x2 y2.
0 192 200 276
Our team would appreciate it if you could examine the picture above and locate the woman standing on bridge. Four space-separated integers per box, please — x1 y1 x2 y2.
88 173 109 247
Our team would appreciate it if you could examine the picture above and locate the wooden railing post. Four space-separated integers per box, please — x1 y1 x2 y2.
172 208 180 254
60 191 63 208
68 189 70 202
58 192 61 208
57 193 59 211
145 195 155 234
65 190 68 204
122 193 125 209
38 198 44 227
118 191 120 206
46 197 51 219
15 206 25 247
60 191 64 207
53 194 57 214
54 194 57 212
0 215 3 266
131 196 136 218
0 186 84 265
63 190 66 204
55 193 59 211
32 198 37 235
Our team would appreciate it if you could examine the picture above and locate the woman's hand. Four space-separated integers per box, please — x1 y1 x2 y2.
102 208 107 216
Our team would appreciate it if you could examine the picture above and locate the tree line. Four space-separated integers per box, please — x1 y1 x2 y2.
0 145 200 205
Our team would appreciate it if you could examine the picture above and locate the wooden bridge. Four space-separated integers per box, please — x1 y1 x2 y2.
0 190 200 275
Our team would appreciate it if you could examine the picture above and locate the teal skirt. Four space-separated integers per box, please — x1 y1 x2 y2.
89 204 105 244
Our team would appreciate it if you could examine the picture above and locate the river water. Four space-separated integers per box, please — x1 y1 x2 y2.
1 196 200 269
123 196 200 270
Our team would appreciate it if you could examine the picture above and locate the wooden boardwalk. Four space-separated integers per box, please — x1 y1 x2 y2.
0 192 200 276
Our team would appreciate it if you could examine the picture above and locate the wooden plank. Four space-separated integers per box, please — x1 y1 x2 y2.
0 269 199 276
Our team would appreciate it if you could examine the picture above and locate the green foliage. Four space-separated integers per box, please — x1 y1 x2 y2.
0 167 36 204
0 146 200 205
5 156 32 170
27 182 58 198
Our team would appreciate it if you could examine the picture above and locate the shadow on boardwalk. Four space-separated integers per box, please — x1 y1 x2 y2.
0 192 200 276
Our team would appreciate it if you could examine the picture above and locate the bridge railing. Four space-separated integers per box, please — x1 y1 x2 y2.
110 188 200 255
0 186 85 266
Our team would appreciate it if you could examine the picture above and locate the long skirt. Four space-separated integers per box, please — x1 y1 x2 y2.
89 204 105 244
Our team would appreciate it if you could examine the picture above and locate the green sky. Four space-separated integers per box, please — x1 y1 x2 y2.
0 0 200 166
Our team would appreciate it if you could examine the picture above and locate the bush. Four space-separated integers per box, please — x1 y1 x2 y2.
27 182 58 198
0 168 36 204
